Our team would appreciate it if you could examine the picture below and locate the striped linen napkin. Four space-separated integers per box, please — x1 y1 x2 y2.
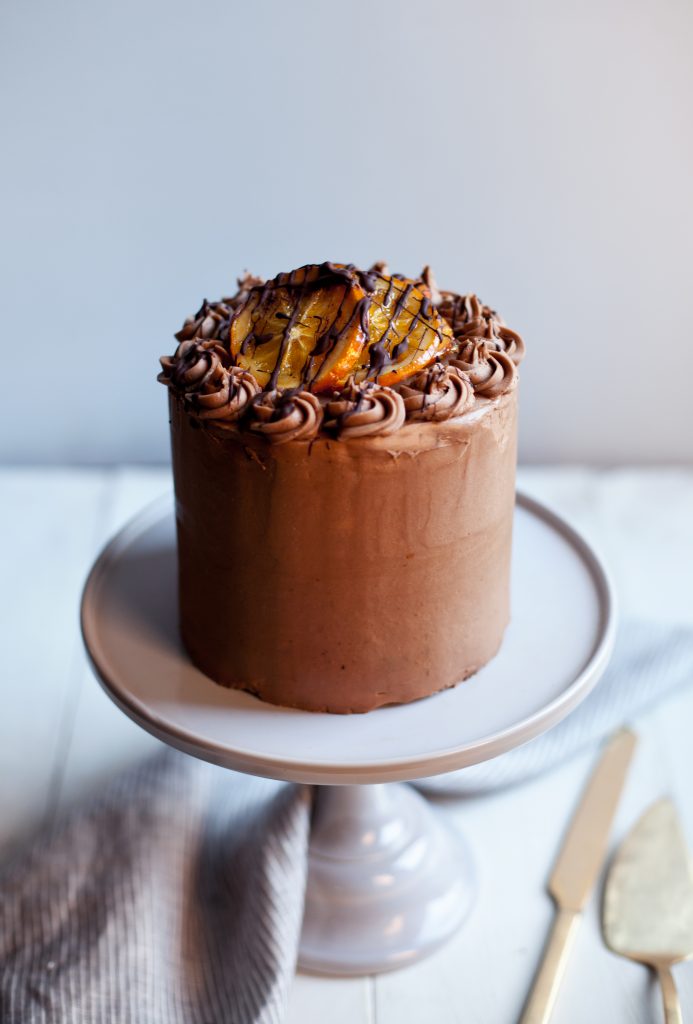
0 757 310 1024
1 618 692 1022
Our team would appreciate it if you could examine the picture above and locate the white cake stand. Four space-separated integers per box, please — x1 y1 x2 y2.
81 492 614 976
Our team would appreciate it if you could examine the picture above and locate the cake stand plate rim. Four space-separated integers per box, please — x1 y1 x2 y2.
81 491 616 785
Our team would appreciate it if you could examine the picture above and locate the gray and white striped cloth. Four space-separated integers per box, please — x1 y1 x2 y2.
0 759 311 1024
1 619 692 1023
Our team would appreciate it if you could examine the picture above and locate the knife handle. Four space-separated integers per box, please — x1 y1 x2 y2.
520 907 581 1024
657 966 682 1024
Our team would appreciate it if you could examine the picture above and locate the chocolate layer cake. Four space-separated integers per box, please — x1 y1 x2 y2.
159 262 525 713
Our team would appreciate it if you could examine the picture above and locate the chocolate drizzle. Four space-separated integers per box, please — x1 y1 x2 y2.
369 282 415 377
302 293 372 390
267 281 308 392
359 276 451 385
231 264 370 392
367 337 389 376
160 260 525 442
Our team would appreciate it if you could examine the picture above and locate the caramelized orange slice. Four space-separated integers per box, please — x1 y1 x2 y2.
354 275 454 386
230 264 368 392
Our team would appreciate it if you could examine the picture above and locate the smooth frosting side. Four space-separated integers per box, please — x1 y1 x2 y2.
171 387 518 712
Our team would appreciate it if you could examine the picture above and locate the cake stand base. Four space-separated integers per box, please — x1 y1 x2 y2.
300 783 473 975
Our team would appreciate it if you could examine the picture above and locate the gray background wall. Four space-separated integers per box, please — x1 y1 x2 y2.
1 0 691 464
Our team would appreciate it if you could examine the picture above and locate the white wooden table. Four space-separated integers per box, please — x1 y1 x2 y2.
2 466 693 1023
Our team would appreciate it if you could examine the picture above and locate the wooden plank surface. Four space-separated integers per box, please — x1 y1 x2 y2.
2 466 693 1023
0 467 111 848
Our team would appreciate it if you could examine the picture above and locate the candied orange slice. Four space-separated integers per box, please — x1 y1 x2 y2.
355 275 455 386
230 264 368 392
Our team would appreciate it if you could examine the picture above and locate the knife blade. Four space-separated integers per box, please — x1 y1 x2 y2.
520 728 637 1024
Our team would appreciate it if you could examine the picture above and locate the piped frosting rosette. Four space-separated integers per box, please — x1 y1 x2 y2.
449 294 495 338
158 338 229 392
455 302 526 366
398 363 474 422
248 389 323 444
452 337 517 398
434 288 526 367
190 367 261 423
433 290 491 337
159 339 260 423
324 379 405 439
175 273 265 344
486 321 525 365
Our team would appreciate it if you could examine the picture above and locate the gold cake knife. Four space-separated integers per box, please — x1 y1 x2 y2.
603 799 693 1024
520 728 637 1024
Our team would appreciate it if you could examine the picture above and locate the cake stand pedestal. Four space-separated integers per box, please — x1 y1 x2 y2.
300 781 474 974
81 493 614 975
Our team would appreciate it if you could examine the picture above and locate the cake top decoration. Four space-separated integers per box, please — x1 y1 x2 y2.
159 261 525 441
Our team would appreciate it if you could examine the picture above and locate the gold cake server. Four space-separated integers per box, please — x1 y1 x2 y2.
520 728 637 1024
603 799 693 1024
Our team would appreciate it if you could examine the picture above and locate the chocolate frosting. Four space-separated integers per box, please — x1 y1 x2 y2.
454 301 526 366
452 338 517 398
158 338 228 392
490 324 526 365
248 389 323 444
174 273 264 345
190 366 260 422
449 293 494 337
398 363 474 422
159 340 260 423
433 286 526 367
420 265 442 306
325 379 405 438
161 261 525 442
170 388 518 712
434 290 488 337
